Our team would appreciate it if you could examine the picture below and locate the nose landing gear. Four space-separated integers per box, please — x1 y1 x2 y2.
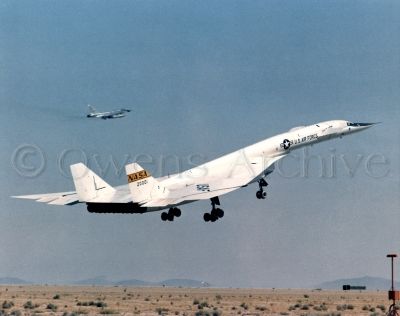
256 178 268 200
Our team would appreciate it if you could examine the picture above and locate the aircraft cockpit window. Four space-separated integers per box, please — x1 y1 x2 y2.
347 122 369 127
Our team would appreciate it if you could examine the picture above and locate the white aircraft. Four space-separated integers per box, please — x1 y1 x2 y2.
13 120 376 222
86 104 131 119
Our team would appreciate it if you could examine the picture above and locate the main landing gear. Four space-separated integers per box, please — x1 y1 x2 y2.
161 207 181 221
203 197 224 222
256 178 268 199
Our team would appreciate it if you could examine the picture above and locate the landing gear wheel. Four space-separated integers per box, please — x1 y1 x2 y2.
203 213 211 222
173 208 181 217
167 212 174 221
216 208 224 218
210 214 218 222
261 191 267 199
256 190 267 199
161 212 168 221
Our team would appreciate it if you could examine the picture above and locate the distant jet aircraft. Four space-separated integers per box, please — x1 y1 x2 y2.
86 104 131 119
13 120 376 222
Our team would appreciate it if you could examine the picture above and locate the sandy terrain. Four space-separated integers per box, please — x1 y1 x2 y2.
0 285 393 315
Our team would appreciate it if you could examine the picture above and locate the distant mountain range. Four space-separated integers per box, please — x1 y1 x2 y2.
0 276 210 287
316 276 396 290
0 277 30 285
2 275 394 289
74 276 210 287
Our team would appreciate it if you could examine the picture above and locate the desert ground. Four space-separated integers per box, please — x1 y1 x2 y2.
0 285 393 315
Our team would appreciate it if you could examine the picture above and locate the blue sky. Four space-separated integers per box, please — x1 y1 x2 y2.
0 0 399 287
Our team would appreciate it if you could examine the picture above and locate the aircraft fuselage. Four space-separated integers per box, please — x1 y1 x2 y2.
13 119 376 222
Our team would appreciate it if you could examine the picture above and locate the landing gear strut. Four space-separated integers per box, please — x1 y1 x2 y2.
256 178 268 199
161 207 181 221
203 197 224 222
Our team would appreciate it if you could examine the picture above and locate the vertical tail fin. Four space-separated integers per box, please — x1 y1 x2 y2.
70 163 115 201
125 163 165 203
87 104 97 114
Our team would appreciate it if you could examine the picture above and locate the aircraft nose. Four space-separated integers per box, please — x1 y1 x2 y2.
345 122 379 133
349 122 378 127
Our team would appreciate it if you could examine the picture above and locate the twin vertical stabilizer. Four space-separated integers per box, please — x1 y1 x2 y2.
125 163 166 203
70 163 115 202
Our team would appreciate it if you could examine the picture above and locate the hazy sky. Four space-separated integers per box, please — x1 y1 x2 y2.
1 0 399 288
